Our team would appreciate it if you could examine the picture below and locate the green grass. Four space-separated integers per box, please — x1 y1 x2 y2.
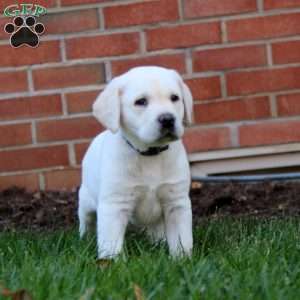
1 218 300 300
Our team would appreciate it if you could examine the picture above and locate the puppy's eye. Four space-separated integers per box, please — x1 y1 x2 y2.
171 94 180 102
135 97 148 106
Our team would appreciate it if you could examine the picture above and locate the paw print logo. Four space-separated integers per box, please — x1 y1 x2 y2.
4 16 45 48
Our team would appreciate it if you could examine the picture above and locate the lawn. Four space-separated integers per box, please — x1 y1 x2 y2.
1 218 300 300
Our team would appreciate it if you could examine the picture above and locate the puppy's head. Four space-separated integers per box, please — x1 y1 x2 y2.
93 66 193 146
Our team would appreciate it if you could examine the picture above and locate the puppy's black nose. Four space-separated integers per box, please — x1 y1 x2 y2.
158 113 175 129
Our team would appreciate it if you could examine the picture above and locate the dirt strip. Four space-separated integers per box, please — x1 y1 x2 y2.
1 181 300 231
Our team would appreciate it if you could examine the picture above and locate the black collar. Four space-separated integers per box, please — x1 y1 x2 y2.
125 138 169 156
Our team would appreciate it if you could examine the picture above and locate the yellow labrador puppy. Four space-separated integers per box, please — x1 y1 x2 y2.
78 66 193 259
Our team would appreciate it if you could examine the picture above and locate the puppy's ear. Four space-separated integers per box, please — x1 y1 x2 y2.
180 80 194 126
171 70 194 126
93 77 122 133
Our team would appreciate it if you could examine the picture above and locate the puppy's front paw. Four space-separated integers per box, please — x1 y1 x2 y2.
97 247 122 260
170 246 192 259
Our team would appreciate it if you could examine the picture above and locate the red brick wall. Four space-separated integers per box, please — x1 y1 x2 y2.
1 0 300 190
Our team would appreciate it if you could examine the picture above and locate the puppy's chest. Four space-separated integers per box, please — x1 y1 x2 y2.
133 186 162 225
129 155 185 225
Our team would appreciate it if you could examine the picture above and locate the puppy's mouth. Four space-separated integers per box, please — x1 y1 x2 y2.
158 129 179 142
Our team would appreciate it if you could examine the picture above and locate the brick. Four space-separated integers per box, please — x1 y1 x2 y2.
277 93 300 117
0 95 62 121
272 40 300 64
146 22 221 51
264 0 300 10
36 117 103 142
185 77 221 101
44 168 81 190
32 64 105 90
66 90 99 114
0 71 27 93
0 173 39 191
75 142 90 164
0 0 56 13
0 145 69 172
183 127 231 153
61 0 106 5
0 123 32 147
227 13 300 42
39 9 99 35
104 0 179 28
194 97 270 124
111 54 186 76
239 120 300 147
227 67 300 96
184 0 257 18
0 41 60 67
193 45 267 72
0 18 10 39
66 32 139 59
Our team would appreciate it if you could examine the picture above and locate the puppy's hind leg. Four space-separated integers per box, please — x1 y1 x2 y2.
78 185 96 238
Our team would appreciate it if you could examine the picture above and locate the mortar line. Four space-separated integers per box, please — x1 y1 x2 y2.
185 49 193 75
229 124 239 148
31 120 37 144
39 173 46 190
61 93 68 115
68 143 77 166
139 31 147 54
266 43 273 66
104 61 112 81
27 68 34 93
98 7 105 31
59 38 67 62
221 20 228 43
257 0 264 12
270 94 278 117
0 166 82 178
177 0 184 21
220 73 227 98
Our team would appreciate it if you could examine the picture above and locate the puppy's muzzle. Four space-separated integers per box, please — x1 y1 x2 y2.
158 113 175 132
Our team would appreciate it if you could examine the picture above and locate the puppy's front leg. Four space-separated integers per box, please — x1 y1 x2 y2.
97 201 132 259
163 198 193 257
